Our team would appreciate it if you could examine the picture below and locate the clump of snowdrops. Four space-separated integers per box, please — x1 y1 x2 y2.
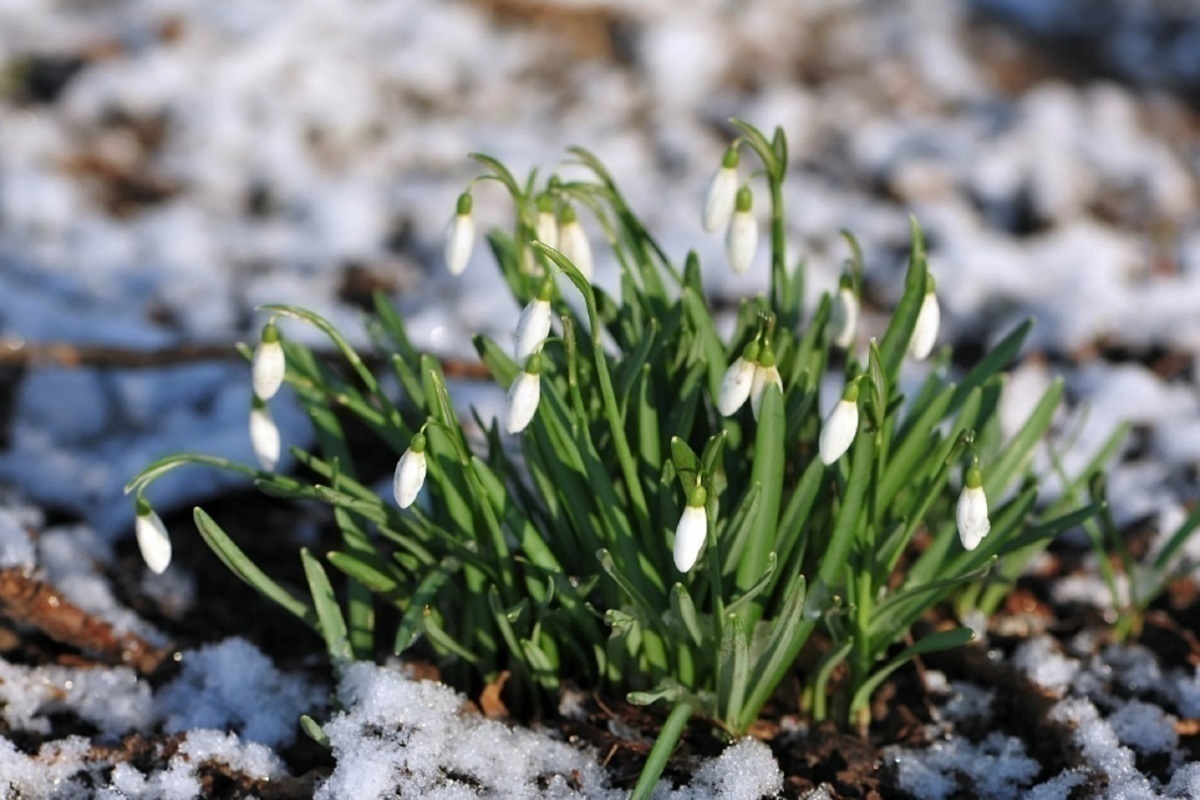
127 121 1101 794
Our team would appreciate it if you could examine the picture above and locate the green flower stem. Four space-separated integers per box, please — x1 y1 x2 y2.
630 701 693 800
768 172 787 317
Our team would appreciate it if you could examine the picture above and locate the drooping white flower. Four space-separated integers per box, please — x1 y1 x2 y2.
514 278 554 362
717 342 760 417
725 186 757 274
908 275 940 360
250 396 281 470
749 343 781 421
134 497 171 575
534 193 558 250
956 465 990 551
702 146 740 233
828 278 859 350
819 382 860 465
251 320 285 400
445 192 475 276
393 434 428 509
504 356 543 434
673 486 708 572
557 205 593 280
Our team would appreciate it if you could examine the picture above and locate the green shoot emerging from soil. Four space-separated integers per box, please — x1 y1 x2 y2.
126 121 1104 793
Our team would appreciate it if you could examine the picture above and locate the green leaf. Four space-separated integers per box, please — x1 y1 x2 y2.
850 627 974 714
393 557 461 654
299 715 330 749
301 548 353 667
193 508 318 629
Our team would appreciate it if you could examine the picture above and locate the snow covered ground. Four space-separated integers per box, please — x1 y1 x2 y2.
0 0 1198 796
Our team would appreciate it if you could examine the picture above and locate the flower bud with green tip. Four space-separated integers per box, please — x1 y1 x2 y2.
908 273 940 360
819 380 860 465
251 320 285 400
557 204 593 280
673 484 708 572
956 463 990 551
725 186 757 274
514 276 555 362
717 340 761 417
134 496 171 575
505 352 543 434
749 340 781 421
393 432 428 509
249 394 281 471
534 193 558 249
702 146 740 233
828 274 859 350
445 192 475 276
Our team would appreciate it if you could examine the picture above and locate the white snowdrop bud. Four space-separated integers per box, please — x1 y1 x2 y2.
393 434 428 509
445 192 475 276
908 275 940 360
673 486 708 572
819 382 860 465
749 343 782 421
249 395 281 471
251 321 285 400
828 277 859 350
134 497 171 575
702 146 740 233
725 186 757 274
505 356 543 435
534 194 558 250
514 278 554 362
957 465 990 551
557 205 593 280
717 342 761 417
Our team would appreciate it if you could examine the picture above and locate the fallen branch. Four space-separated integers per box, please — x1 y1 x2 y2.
0 567 172 676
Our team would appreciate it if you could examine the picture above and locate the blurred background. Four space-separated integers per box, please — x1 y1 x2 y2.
0 0 1197 538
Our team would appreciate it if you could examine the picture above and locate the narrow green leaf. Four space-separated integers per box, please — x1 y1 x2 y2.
301 548 353 666
193 508 318 629
850 627 974 714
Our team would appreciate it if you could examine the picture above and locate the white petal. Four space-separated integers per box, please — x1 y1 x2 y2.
908 292 940 360
535 211 558 250
445 213 475 276
819 399 859 465
393 449 427 509
252 340 286 400
250 406 281 470
702 167 738 233
725 210 758 274
829 288 859 350
673 505 708 572
749 365 782 421
717 357 757 416
956 485 990 551
558 221 593 280
504 371 541 434
514 299 553 362
136 511 172 575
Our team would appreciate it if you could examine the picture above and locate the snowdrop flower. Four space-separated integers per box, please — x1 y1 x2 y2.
505 354 543 434
673 485 708 572
534 193 558 250
725 186 757 274
134 497 171 574
251 320 285 400
956 464 990 551
702 146 740 233
393 433 428 509
828 276 859 350
717 341 760 417
908 274 940 360
514 278 554 362
819 381 860 465
249 395 281 470
445 192 475 276
749 342 782 421
557 204 593 280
